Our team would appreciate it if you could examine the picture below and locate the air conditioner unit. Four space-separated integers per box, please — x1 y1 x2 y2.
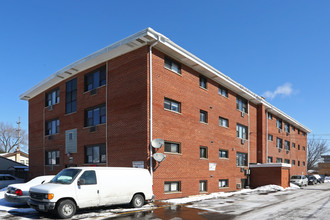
278 128 282 133
286 150 289 154
48 105 53 111
90 126 96 132
241 139 246 145
240 167 245 172
278 148 281 152
236 183 242 189
244 169 250 175
90 89 97 95
241 112 245 117
286 132 289 136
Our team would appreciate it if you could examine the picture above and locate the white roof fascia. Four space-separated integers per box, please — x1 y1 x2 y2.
249 163 292 168
20 28 311 133
19 28 158 101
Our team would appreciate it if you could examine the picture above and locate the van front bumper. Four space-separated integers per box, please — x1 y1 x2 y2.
28 199 56 212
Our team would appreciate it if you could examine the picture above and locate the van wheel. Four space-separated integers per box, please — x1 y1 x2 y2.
131 194 144 208
56 199 76 219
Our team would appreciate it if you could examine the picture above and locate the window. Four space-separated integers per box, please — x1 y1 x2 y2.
276 118 283 129
285 141 290 151
298 145 300 150
45 88 60 107
199 180 207 192
298 161 300 166
236 152 248 166
85 104 106 127
219 117 229 127
303 146 306 151
219 149 229 159
200 110 208 123
84 66 106 92
218 85 228 97
298 129 300 134
292 143 296 148
292 160 296 165
79 171 97 185
285 122 290 133
200 146 208 159
284 159 290 164
268 134 273 141
199 75 207 89
45 150 59 165
276 158 283 163
66 78 77 114
219 179 229 188
236 124 248 140
268 113 273 120
268 157 273 163
303 161 305 166
276 138 283 149
164 98 181 113
164 56 181 74
303 132 306 136
164 181 181 193
292 126 296 131
236 96 248 113
164 142 181 154
85 144 106 164
45 119 59 136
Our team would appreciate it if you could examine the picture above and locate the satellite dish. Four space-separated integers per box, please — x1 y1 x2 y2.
151 138 164 149
153 153 166 162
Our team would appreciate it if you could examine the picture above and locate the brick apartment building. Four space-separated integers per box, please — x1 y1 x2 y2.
20 28 310 200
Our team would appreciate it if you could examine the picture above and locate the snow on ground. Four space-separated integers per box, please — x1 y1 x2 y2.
162 183 300 205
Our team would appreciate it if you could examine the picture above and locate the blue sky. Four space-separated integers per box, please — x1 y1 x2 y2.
1 0 330 144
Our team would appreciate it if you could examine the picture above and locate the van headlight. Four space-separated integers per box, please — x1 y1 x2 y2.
44 193 54 200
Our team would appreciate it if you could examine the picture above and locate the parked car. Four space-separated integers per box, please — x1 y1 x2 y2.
0 174 24 189
290 175 308 186
28 167 154 219
5 175 55 204
324 176 330 183
313 174 323 183
307 175 318 185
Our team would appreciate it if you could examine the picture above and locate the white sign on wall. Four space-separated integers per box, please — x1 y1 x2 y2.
209 163 217 171
132 161 144 168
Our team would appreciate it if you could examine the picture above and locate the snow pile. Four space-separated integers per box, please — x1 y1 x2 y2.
163 184 299 205
253 184 284 193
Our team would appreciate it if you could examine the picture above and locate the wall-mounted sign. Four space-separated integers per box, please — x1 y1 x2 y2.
209 163 217 171
132 161 144 168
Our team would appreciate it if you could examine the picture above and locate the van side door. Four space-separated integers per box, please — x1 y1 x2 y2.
75 170 99 208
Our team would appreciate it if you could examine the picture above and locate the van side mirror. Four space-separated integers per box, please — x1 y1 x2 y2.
78 179 85 185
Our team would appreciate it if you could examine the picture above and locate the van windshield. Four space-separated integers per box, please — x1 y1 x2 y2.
50 169 81 184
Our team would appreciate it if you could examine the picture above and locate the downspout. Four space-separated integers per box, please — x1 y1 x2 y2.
266 110 269 163
149 38 160 184
106 61 109 167
247 100 250 187
43 106 45 175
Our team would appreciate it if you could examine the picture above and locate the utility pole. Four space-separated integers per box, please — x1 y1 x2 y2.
17 116 21 151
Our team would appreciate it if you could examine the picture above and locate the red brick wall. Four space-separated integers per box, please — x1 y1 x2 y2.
266 115 307 176
250 166 290 188
28 47 149 178
151 49 257 199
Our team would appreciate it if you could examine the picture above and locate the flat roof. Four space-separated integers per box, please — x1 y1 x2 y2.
20 27 311 133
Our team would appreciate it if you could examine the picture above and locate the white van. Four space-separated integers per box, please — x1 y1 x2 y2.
28 167 154 218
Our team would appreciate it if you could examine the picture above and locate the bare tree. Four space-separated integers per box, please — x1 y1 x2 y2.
0 122 28 153
307 135 329 170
